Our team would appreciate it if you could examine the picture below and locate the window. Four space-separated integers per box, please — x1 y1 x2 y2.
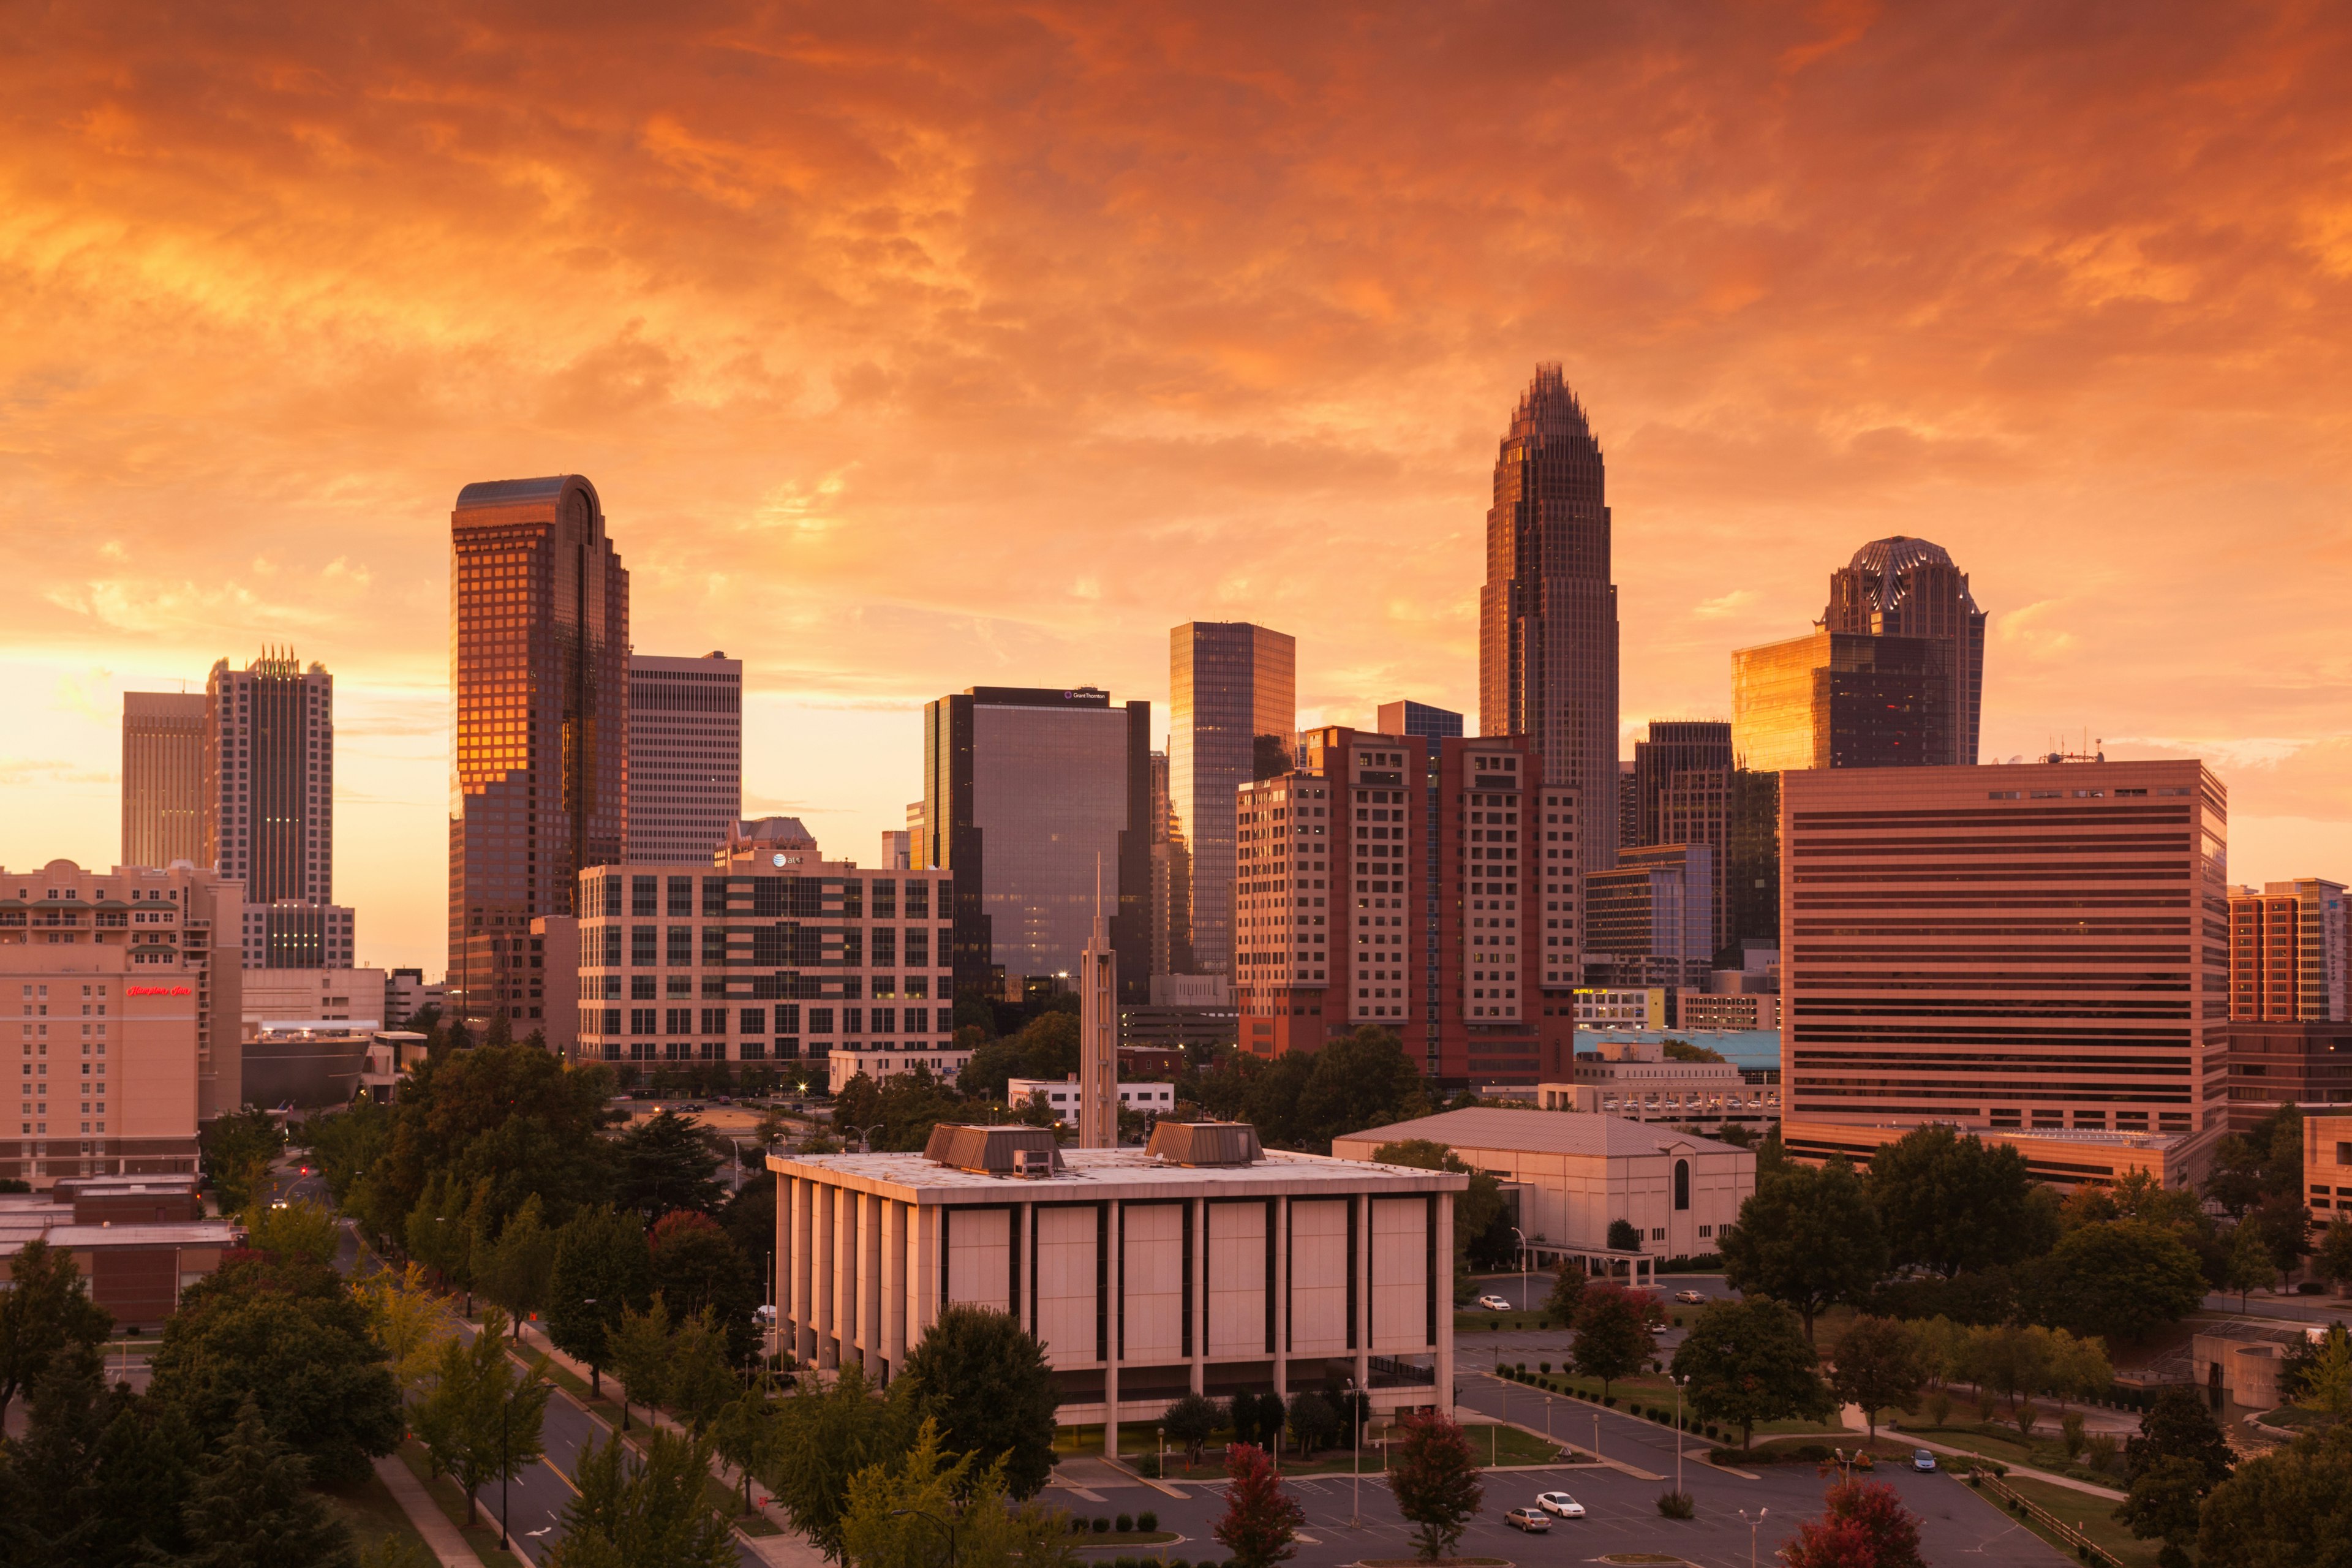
905 881 930 918
631 925 656 966
843 1007 864 1036
631 876 658 916
630 1008 657 1036
906 929 930 968
872 1008 895 1035
702 1007 728 1034
775 1005 802 1034
871 927 897 967
740 1007 766 1035
631 974 655 1000
905 1007 928 1034
1673 1158 1690 1212
870 880 897 918
666 876 693 916
665 1008 692 1036
808 1008 835 1035
666 927 693 967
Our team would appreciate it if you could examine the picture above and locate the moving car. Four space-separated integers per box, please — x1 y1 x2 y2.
1504 1508 1551 1532
1536 1492 1586 1518
1913 1449 1937 1472
1475 1293 1515 1311
1673 1288 1708 1304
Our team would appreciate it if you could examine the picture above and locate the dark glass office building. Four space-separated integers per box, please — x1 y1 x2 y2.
447 475 630 1030
1169 622 1295 978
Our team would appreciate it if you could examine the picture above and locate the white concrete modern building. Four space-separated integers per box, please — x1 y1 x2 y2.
1006 1077 1175 1125
1539 1037 1780 1130
827 1043 981 1095
772 1121 1464 1452
239 967 386 1030
1330 1106 1754 1262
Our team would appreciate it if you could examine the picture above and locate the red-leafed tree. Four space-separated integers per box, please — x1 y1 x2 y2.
1215 1442 1304 1568
1779 1482 1925 1568
1389 1408 1484 1560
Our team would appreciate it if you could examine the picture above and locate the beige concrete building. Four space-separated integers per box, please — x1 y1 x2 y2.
1006 1077 1175 1125
240 967 388 1030
1 858 244 1185
1537 1038 1780 1129
1330 1106 1754 1264
772 1121 1463 1452
2307 1112 2352 1226
121 692 208 872
1781 1117 2210 1191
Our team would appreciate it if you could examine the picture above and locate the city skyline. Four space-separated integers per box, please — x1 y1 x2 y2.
7 6 2352 970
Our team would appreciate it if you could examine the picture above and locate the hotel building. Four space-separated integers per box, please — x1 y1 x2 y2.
121 693 207 872
447 475 629 1032
203 649 335 905
773 1121 1463 1452
574 824 956 1076
1782 760 2231 1139
1 858 244 1185
627 652 742 864
1231 728 1579 1088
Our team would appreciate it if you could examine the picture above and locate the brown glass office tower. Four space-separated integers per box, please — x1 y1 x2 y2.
1168 621 1296 978
448 476 629 1030
1479 364 1620 870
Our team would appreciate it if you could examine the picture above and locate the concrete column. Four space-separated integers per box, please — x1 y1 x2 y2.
861 1192 884 1373
1103 1200 1121 1460
833 1186 857 1371
1272 1195 1289 1398
1191 1196 1208 1394
881 1199 906 1379
1436 1184 1456 1416
910 1204 937 1345
1354 1193 1371 1396
810 1177 835 1367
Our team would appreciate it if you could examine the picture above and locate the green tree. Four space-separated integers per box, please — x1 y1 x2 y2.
307 1096 391 1210
1867 1124 2043 1277
1720 1157 1888 1342
1670 1297 1831 1450
2119 1455 2209 1563
2247 1193 2313 1287
1605 1217 1642 1252
611 1295 674 1431
0 1237 112 1429
2125 1386 2234 1490
1215 1441 1305 1568
839 1419 1077 1568
712 1378 786 1513
1163 1390 1222 1466
1570 1283 1657 1398
412 1310 549 1528
2224 1221 2273 1310
356 1261 452 1401
478 1193 559 1336
241 1196 340 1266
546 1203 653 1394
650 1209 760 1365
201 1108 287 1215
1542 1261 1586 1328
2025 1220 2208 1342
616 1110 729 1218
718 1171 777 1286
1827 1316 1921 1442
2195 1420 2352 1567
763 1362 914 1562
2316 1217 2352 1289
898 1303 1058 1499
148 1257 402 1487
1289 1028 1431 1152
546 1427 737 1568
666 1306 740 1434
1660 1040 1727 1063
2298 1324 2352 1417
1387 1408 1482 1561
178 1396 358 1568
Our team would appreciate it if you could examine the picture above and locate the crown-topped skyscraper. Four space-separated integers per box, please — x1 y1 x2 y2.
1478 364 1620 868
1822 536 1986 766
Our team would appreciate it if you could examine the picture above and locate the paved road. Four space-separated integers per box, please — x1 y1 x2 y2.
1466 1270 1736 1313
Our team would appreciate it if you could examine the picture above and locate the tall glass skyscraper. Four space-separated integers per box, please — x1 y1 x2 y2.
1168 622 1295 978
1822 536 1986 766
625 652 742 863
121 691 206 870
1478 364 1621 870
448 475 629 1031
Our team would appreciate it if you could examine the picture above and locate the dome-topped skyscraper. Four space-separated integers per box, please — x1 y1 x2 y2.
1822 535 1986 765
1478 363 1621 867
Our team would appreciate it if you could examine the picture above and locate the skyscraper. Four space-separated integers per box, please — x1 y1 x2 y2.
1479 363 1620 870
919 686 1152 1001
1731 630 1951 771
448 475 629 1031
203 649 334 903
121 692 206 870
1630 720 1732 850
2230 879 2349 1022
1376 700 1464 740
1168 622 1296 978
1823 536 1986 766
625 652 742 863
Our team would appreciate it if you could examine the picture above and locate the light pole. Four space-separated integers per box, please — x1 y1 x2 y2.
1592 1411 1601 1464
891 1507 958 1568
1510 1226 1529 1314
1740 1506 1768 1568
1672 1374 1687 1500
1346 1378 1361 1527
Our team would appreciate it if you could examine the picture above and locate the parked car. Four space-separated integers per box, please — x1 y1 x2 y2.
1913 1449 1937 1472
1504 1508 1551 1533
1536 1491 1585 1518
1476 1293 1514 1311
1673 1287 1708 1304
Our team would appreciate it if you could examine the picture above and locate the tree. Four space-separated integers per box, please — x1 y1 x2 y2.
650 1210 761 1365
1164 1390 1222 1467
763 1363 913 1562
307 1096 391 1209
2222 1221 2272 1311
1228 1389 1281 1449
2120 1454 2209 1563
1285 1389 1341 1457
546 1204 653 1394
478 1193 560 1338
1670 1298 1831 1450
0 1237 112 1429
611 1295 675 1431
1388 1408 1482 1561
616 1110 729 1218
1661 1040 1727 1063
1572 1283 1659 1397
2316 1218 2352 1290
1829 1316 1923 1442
2122 1387 2233 1548
178 1396 358 1568
839 1419 1076 1568
412 1309 549 1529
201 1108 287 1215
148 1257 402 1487
897 1303 1058 1499
1543 1261 1586 1328
1215 1441 1305 1568
1780 1481 1925 1568
666 1307 740 1434
1867 1124 2043 1277
241 1196 340 1266
546 1427 737 1568
718 1172 778 1286
2195 1421 2352 1568
356 1261 451 1401
1606 1218 1642 1252
2247 1193 2313 1288
1719 1157 1888 1342
1287 1028 1432 1152
2024 1220 2207 1342
712 1378 786 1513
2298 1324 2352 1417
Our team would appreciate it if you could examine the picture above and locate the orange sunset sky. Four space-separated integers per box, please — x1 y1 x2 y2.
3 2 2349 973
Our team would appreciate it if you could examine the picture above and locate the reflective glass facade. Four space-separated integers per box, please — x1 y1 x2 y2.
1168 622 1295 978
1731 630 1950 773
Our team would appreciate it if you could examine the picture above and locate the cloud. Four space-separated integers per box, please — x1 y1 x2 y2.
1693 589 1758 619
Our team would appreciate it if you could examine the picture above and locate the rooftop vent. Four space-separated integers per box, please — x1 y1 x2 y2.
1145 1121 1264 1167
923 1124 1066 1178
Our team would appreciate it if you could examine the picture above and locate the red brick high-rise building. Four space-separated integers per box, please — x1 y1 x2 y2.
1232 727 1581 1088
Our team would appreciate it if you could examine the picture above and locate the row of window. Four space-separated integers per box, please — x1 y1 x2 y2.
585 1004 940 1038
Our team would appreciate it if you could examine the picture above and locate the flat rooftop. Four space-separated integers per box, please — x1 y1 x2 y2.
769 1145 1466 1203
1333 1107 1749 1159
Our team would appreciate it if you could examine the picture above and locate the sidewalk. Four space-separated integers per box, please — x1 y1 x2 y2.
376 1453 483 1567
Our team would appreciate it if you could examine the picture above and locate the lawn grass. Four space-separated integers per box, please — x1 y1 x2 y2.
319 1467 442 1562
1496 1370 1845 1444
1453 1308 1558 1333
1958 1470 2159 1568
1883 1412 2127 1490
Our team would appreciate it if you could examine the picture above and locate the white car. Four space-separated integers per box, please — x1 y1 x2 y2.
1536 1491 1585 1518
1475 1293 1514 1312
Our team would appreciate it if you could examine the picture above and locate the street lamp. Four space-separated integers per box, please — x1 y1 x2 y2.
891 1507 958 1568
1510 1226 1529 1315
1672 1373 1688 1501
1592 1411 1600 1464
1345 1377 1362 1527
1740 1507 1769 1568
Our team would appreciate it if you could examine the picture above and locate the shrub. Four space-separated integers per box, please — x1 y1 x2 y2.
1116 1513 1134 1534
1539 1362 1551 1374
1133 1453 1161 1478
2084 1433 2119 1473
1656 1490 1695 1520
2060 1411 2086 1459
1138 1511 1158 1532
1093 1516 1112 1534
1602 1396 1616 1408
